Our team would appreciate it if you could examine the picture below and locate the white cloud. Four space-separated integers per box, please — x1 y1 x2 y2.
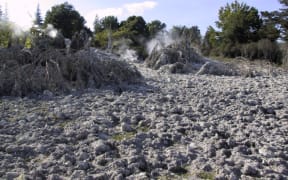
85 7 123 30
85 1 158 30
124 1 157 16
0 0 56 30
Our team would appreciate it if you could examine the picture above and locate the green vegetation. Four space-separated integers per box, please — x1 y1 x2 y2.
0 0 287 65
197 171 216 180
111 132 136 141
202 0 283 64
44 2 85 38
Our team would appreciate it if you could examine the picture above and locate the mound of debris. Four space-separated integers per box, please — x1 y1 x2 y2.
145 43 238 76
0 47 142 97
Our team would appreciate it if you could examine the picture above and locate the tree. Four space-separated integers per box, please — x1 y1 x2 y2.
258 14 280 41
34 4 43 26
216 0 262 44
272 0 288 41
101 16 119 30
44 2 85 38
0 5 3 20
147 20 166 38
171 25 201 48
3 3 8 21
202 26 220 56
119 16 149 38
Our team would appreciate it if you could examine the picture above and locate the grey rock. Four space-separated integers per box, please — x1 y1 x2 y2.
77 161 90 171
47 174 63 180
121 122 134 132
6 172 19 180
93 173 109 180
242 164 260 177
91 140 111 155
70 170 86 180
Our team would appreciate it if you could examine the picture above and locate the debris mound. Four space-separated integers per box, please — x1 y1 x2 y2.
146 43 203 71
0 47 142 96
145 42 239 76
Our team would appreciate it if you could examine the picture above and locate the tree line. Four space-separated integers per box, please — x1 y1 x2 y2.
0 1 287 64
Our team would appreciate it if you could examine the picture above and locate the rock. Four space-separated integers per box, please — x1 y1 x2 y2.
206 145 217 158
260 106 276 115
242 164 260 177
196 61 237 76
121 122 134 132
5 145 35 158
126 172 148 180
70 170 86 180
6 172 19 180
131 114 145 125
91 140 111 155
47 174 63 180
93 173 109 180
43 90 54 97
77 161 90 171
168 165 188 174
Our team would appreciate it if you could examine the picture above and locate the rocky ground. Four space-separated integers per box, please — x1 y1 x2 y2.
0 61 288 180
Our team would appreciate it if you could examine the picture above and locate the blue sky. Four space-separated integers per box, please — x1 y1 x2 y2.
0 0 283 34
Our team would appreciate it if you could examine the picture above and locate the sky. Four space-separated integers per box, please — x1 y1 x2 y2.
0 0 283 35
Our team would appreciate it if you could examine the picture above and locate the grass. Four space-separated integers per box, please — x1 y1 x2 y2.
196 171 216 180
111 125 150 141
111 132 136 141
138 126 150 133
157 166 191 180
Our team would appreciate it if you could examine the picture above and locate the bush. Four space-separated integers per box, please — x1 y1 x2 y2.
240 39 282 64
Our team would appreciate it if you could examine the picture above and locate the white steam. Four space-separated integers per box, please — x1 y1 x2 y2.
117 39 139 62
146 31 174 55
121 49 138 62
45 24 58 38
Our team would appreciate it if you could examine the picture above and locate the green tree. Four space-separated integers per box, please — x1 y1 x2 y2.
101 16 119 30
34 4 43 26
3 3 8 21
0 20 12 47
119 16 149 38
274 0 288 41
44 2 85 38
171 25 201 48
93 15 103 33
201 26 220 56
147 20 166 38
216 0 262 44
0 5 3 20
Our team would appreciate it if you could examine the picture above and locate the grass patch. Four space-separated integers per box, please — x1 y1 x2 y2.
158 166 191 180
197 171 215 180
111 132 136 141
137 126 150 133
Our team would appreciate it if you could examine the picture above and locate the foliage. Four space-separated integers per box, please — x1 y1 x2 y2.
241 39 282 63
196 171 215 180
201 26 220 56
202 0 283 64
259 11 281 41
147 20 166 38
216 0 262 44
93 15 152 59
262 0 288 41
34 4 43 26
171 25 201 48
120 16 149 38
0 21 12 47
44 2 85 38
0 5 2 20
